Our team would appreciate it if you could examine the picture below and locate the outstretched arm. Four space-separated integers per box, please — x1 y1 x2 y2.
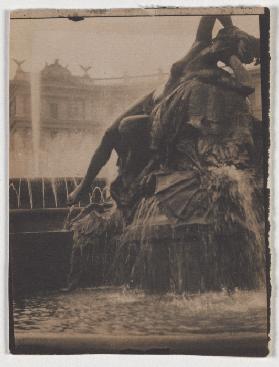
67 91 155 204
196 15 233 42
164 15 233 94
217 15 233 29
79 127 118 194
195 15 217 43
171 16 233 72
173 16 218 67
164 16 217 93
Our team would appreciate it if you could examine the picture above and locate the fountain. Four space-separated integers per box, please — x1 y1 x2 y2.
9 175 268 356
30 72 41 176
109 167 266 293
9 176 107 296
9 15 269 356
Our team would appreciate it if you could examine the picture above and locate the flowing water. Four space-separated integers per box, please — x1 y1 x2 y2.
13 287 267 336
11 169 267 336
30 72 41 176
9 177 108 209
51 178 58 208
9 181 21 208
42 177 45 208
27 179 33 209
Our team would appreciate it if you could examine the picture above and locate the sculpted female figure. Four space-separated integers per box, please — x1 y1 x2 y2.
121 16 264 292
66 15 263 292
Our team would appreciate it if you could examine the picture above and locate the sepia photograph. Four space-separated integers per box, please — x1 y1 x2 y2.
8 7 270 356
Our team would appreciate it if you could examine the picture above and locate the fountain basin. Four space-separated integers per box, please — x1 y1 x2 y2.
10 230 73 296
12 332 268 356
9 177 107 209
11 287 268 356
10 207 78 296
10 207 80 233
9 176 108 295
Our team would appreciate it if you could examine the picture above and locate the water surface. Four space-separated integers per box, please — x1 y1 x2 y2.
13 287 267 336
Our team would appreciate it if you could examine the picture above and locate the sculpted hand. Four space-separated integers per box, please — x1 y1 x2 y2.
67 184 84 206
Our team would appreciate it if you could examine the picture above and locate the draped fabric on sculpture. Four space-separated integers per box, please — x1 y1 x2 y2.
140 67 265 288
66 15 265 292
149 68 258 224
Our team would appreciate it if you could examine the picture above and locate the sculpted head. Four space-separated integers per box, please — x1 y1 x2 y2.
212 26 260 65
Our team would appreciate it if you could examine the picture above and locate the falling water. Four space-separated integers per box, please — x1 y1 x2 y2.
13 287 267 336
101 186 110 201
137 198 161 253
10 177 106 209
208 165 265 279
115 163 265 292
64 177 69 199
27 178 33 209
51 178 58 208
63 204 76 230
42 177 45 209
132 197 161 228
73 177 78 188
30 72 41 176
119 197 161 271
136 198 162 278
91 186 105 203
208 166 263 244
72 177 80 208
18 178 21 208
9 182 21 209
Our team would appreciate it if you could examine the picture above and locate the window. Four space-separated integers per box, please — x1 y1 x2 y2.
71 103 79 118
15 95 25 116
69 99 85 119
49 103 58 119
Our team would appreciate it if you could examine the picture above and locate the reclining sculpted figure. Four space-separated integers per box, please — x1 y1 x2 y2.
67 15 247 210
122 16 264 292
66 15 263 291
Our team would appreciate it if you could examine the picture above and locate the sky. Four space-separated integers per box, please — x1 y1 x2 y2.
10 15 260 79
9 13 261 179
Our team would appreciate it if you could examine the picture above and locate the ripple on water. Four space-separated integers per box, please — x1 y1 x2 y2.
13 287 267 336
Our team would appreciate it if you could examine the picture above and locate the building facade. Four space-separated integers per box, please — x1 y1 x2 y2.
10 60 262 178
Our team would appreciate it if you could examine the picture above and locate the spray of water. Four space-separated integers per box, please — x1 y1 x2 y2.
27 178 33 209
209 167 264 244
64 177 69 199
114 163 265 291
207 165 265 283
42 177 45 209
102 186 110 201
91 186 104 203
9 182 21 209
114 196 162 287
10 177 108 210
18 178 22 208
51 178 58 208
30 72 41 176
73 177 78 188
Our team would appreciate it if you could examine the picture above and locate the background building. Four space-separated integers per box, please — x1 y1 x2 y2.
9 60 262 178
